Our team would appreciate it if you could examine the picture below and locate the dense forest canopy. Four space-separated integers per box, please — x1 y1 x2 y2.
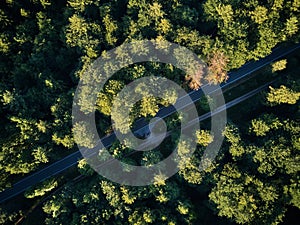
0 0 300 224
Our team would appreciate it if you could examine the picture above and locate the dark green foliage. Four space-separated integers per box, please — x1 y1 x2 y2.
0 0 299 224
209 94 300 224
24 178 58 198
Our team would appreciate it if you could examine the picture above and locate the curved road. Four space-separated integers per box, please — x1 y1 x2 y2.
0 43 299 203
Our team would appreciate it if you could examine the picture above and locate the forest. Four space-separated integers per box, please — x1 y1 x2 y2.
0 0 300 224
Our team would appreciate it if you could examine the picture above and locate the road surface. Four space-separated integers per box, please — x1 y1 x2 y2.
0 43 299 203
86 80 276 172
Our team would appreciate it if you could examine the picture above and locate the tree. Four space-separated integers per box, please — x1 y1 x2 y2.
210 105 300 224
173 46 205 90
250 6 268 25
209 164 285 224
196 129 213 147
65 13 101 57
267 85 300 105
139 96 160 117
77 159 94 176
96 79 124 116
205 51 229 84
284 180 300 210
100 4 118 47
285 16 299 37
43 198 66 219
72 121 96 148
24 178 58 198
249 114 282 137
203 0 300 68
271 59 287 72
0 208 21 225
1 0 300 224
68 0 95 13
177 139 204 184
185 71 203 90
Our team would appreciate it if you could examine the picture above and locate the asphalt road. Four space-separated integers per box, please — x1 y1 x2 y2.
0 43 299 204
77 79 277 176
